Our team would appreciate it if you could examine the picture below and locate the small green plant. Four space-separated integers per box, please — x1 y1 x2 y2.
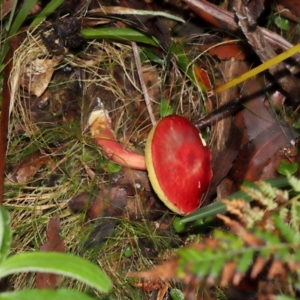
172 175 300 298
169 288 185 300
277 159 298 176
0 206 111 299
132 175 300 298
274 15 290 32
159 100 173 117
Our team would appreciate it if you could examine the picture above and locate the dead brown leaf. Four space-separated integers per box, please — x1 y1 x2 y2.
129 258 178 282
250 256 267 279
217 215 264 246
36 218 65 289
131 278 166 292
5 151 50 184
235 1 300 103
205 59 298 194
20 57 63 97
184 0 299 55
277 0 300 19
198 39 252 61
230 122 297 188
82 168 165 248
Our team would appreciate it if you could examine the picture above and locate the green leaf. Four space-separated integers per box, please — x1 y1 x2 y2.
107 161 122 173
140 47 164 65
171 42 198 88
30 0 64 26
0 289 97 300
276 248 290 261
159 100 173 117
0 252 111 293
277 160 298 176
273 214 299 244
180 202 226 224
172 216 185 233
0 207 11 263
195 259 211 279
255 229 280 246
294 248 300 261
210 256 225 278
236 250 253 274
123 246 133 258
274 16 290 31
170 288 185 300
81 27 159 47
287 175 300 192
178 247 200 262
214 230 243 249
178 247 214 279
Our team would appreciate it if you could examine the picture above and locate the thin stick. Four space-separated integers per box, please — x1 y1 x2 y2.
132 42 156 126
0 37 19 204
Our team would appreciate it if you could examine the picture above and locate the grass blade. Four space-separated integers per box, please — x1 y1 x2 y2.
181 177 290 223
0 207 11 263
81 27 159 46
0 252 111 293
0 289 97 300
0 0 38 66
30 0 64 27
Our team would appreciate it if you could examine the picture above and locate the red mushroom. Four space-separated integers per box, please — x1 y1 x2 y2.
145 115 212 215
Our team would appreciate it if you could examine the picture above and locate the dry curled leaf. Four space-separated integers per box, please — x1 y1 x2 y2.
5 151 50 184
217 214 264 246
36 218 65 289
20 57 63 97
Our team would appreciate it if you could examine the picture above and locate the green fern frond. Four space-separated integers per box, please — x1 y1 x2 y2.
273 214 300 244
287 175 300 193
290 195 300 232
236 249 254 274
136 176 300 297
242 184 278 210
246 207 265 228
257 180 278 201
175 207 300 290
279 206 289 221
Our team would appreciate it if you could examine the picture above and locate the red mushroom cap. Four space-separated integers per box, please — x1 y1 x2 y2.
145 115 212 215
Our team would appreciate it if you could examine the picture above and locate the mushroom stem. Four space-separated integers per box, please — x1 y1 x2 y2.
89 109 146 170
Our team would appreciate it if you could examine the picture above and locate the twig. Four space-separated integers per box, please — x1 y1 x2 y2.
0 37 19 204
132 42 156 126
88 7 185 23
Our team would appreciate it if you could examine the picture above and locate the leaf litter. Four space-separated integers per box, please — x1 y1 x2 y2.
3 0 300 299
5 4 202 298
